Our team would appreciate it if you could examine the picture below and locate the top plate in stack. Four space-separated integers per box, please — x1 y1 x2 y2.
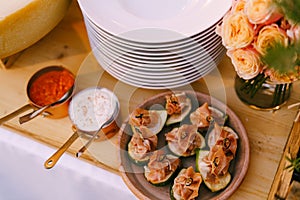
77 0 231 89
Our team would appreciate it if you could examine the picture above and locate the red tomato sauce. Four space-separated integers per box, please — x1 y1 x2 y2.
29 69 74 106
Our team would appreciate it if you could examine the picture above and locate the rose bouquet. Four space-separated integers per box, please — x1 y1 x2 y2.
216 0 300 109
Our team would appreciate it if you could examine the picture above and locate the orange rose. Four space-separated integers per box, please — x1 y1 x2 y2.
227 47 263 80
218 11 255 50
245 0 282 24
253 24 289 55
231 0 246 12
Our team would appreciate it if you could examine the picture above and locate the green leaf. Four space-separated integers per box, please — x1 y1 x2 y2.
261 42 299 74
285 155 300 173
273 0 300 24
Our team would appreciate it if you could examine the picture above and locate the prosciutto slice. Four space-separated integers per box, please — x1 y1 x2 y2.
165 124 204 156
129 128 158 160
165 92 190 115
206 145 231 176
190 102 212 129
129 108 159 128
200 145 231 185
172 166 202 200
145 150 180 183
208 123 238 158
199 124 238 187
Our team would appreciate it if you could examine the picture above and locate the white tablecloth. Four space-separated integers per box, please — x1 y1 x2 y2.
0 127 137 200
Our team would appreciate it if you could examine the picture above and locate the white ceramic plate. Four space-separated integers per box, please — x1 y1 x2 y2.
85 20 219 58
93 42 224 76
84 13 222 49
90 37 224 76
101 64 207 89
99 55 214 82
78 0 231 42
85 21 223 66
88 23 222 62
92 49 221 89
89 34 222 68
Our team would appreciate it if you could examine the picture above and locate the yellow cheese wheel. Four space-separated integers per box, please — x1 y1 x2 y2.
0 0 72 59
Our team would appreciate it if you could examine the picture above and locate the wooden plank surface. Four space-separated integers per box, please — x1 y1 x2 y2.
0 1 300 199
268 111 300 200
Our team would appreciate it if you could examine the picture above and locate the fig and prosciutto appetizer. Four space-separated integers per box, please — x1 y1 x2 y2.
144 150 181 186
190 102 228 130
207 123 239 159
165 92 192 125
128 126 158 165
165 124 205 157
129 108 167 136
196 148 232 192
171 166 202 200
196 124 238 192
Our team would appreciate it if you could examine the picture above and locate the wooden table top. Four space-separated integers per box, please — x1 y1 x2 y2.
0 2 299 199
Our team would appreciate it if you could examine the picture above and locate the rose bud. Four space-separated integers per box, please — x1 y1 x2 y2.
227 47 263 80
245 0 282 25
217 11 255 50
253 24 289 56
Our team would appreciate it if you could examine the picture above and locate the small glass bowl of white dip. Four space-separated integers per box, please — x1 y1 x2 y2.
68 86 120 140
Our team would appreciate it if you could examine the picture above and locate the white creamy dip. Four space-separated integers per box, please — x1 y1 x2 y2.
69 87 118 132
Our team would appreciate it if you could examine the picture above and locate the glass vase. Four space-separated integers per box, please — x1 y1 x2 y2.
234 75 292 110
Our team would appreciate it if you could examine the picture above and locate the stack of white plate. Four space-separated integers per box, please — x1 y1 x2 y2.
78 0 231 89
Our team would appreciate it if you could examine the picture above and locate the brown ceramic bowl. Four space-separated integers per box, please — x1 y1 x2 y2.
119 90 250 200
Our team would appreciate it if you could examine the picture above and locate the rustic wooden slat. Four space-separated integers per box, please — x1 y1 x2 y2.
0 51 23 69
287 181 300 199
268 110 300 200
0 59 5 69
